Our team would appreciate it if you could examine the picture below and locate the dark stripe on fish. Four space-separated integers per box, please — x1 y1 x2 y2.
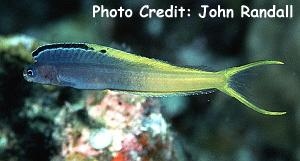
32 43 94 57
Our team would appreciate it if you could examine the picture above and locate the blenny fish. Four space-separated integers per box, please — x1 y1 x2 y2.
23 43 286 115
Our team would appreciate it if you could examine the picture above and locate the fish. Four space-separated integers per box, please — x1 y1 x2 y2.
23 43 286 115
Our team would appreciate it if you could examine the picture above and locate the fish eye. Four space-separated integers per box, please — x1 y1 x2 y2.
27 69 34 77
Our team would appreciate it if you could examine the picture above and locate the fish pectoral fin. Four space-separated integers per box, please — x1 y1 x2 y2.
57 75 75 87
59 79 75 87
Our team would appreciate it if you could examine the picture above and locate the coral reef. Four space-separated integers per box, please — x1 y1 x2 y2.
0 35 42 63
61 91 178 161
0 0 299 160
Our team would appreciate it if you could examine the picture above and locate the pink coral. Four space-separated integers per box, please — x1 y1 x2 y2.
87 91 144 130
121 133 142 153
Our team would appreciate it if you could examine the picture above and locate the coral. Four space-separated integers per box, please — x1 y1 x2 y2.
61 91 179 161
0 0 298 160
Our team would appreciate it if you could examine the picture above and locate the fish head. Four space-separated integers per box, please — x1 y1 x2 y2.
23 65 37 82
23 64 58 85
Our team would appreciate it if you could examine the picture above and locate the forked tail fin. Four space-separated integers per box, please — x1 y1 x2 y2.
218 60 286 116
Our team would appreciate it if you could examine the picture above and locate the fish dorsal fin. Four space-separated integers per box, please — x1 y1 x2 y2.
88 44 204 74
33 44 123 66
32 43 91 57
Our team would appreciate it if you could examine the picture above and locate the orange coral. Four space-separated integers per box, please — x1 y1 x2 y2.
112 152 128 161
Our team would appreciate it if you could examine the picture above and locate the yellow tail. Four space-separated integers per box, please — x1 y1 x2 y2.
218 60 286 116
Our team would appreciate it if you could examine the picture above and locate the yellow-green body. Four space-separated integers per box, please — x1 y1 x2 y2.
88 44 225 93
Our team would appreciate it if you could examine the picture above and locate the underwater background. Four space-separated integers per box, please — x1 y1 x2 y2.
0 0 299 161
